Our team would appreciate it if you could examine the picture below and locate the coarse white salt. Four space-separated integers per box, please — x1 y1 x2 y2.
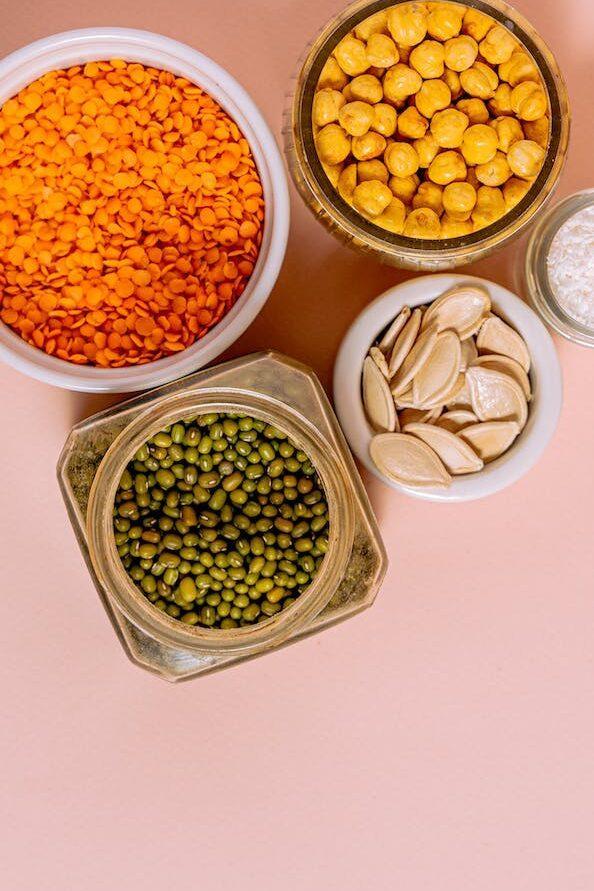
546 204 594 329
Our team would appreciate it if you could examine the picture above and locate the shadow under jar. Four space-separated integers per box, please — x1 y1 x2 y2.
285 0 570 270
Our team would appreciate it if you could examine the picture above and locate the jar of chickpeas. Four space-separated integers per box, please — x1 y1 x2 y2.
285 0 570 269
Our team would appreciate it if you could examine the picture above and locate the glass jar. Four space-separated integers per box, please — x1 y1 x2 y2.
284 0 570 270
57 351 388 681
522 189 594 348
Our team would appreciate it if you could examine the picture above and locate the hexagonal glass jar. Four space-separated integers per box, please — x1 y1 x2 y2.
57 351 388 681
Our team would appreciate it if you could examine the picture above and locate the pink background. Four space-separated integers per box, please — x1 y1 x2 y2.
1 1 593 889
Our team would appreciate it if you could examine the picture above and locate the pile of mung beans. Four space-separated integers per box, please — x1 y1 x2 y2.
112 412 329 629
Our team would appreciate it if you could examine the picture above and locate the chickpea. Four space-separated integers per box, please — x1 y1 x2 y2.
389 173 420 204
460 123 498 165
387 3 428 47
412 180 444 215
409 40 445 79
355 9 388 41
488 83 513 117
462 8 492 42
475 151 511 186
443 68 462 100
503 175 533 210
507 139 545 178
479 25 517 66
456 97 489 124
430 108 469 148
460 61 498 99
396 43 412 65
511 81 547 121
441 214 473 236
465 166 480 189
444 34 478 72
489 115 523 152
352 131 387 160
352 179 393 217
342 83 354 103
316 123 351 165
358 159 389 184
426 3 463 41
334 36 370 77
366 33 399 68
428 149 467 185
337 163 357 201
403 206 442 238
398 106 429 139
523 115 549 149
415 78 451 118
385 141 420 177
322 162 343 188
383 63 422 102
499 50 539 87
413 132 440 167
472 185 506 229
339 101 375 136
442 180 477 220
350 74 384 104
313 89 346 127
372 103 398 137
318 56 348 90
375 196 407 233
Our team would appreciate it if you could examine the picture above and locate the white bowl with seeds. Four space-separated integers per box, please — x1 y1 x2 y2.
333 274 562 502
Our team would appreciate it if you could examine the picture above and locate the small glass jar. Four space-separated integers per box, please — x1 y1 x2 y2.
57 351 387 681
284 0 570 270
522 189 594 348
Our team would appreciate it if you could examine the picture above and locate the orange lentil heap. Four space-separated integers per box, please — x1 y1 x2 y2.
0 60 264 366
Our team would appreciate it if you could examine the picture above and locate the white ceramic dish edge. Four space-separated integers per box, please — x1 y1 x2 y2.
0 28 290 392
333 273 563 502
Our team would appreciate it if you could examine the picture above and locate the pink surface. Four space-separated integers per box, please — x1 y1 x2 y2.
1 1 593 889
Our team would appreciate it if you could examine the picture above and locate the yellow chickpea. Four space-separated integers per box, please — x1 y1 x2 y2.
472 185 506 229
415 78 451 118
490 115 524 152
338 101 375 136
352 179 393 216
385 142 420 178
342 83 354 103
475 151 511 186
426 3 463 40
479 25 517 65
430 108 469 148
387 3 428 47
489 83 513 116
383 63 423 102
355 9 388 41
372 103 398 136
462 8 492 42
334 36 371 76
322 162 343 188
499 50 539 86
352 131 387 160
428 149 467 185
376 196 407 233
456 97 489 124
412 180 444 215
465 166 480 189
403 206 442 238
507 139 545 178
338 163 358 201
503 176 533 209
444 34 478 71
441 214 473 236
366 33 399 68
358 159 389 184
396 43 412 64
523 115 549 149
511 81 547 121
313 89 346 127
350 74 384 104
413 132 440 167
460 123 498 165
389 173 420 204
398 106 429 139
442 180 477 220
316 123 351 165
442 68 462 100
409 40 445 78
459 61 498 99
318 57 349 90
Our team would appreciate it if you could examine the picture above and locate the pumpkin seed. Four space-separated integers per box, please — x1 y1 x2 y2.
403 422 484 474
362 356 397 432
466 366 528 428
421 285 491 339
476 316 531 372
370 432 451 488
459 421 521 462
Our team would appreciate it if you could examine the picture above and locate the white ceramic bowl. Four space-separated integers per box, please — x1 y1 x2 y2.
333 274 563 502
0 28 290 392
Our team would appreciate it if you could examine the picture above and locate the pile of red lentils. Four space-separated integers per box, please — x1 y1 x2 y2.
0 60 264 367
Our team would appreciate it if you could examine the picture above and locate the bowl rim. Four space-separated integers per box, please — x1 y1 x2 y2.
0 28 290 392
332 272 563 502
